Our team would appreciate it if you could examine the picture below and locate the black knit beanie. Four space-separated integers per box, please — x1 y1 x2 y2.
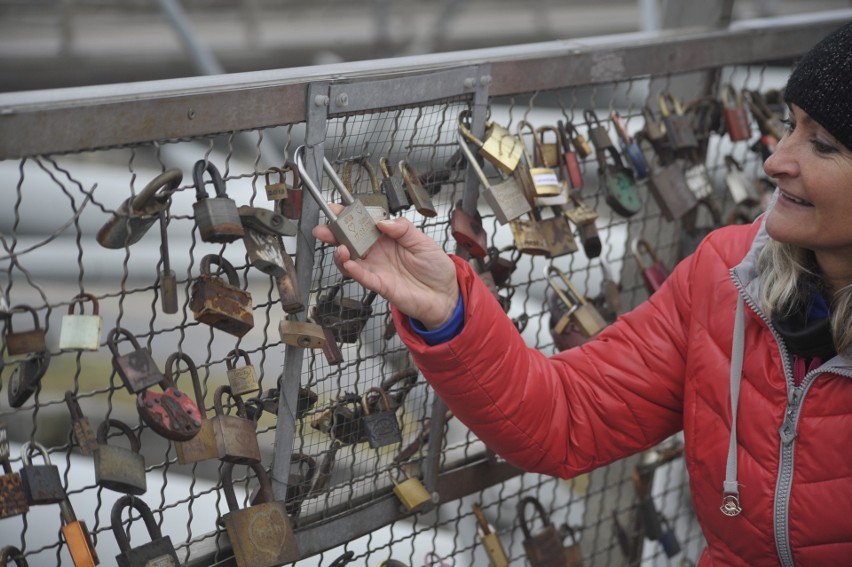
783 21 852 150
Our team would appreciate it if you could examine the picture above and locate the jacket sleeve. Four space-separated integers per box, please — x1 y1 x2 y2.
394 253 693 479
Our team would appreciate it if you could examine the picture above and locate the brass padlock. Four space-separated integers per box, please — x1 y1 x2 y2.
210 385 261 464
279 317 327 349
111 495 180 567
168 352 218 465
96 169 180 249
518 496 566 567
509 215 551 257
225 348 260 397
399 159 437 218
451 201 488 259
518 120 563 203
458 110 524 174
545 266 608 338
4 304 46 356
107 327 165 394
361 387 402 449
0 546 27 566
59 292 102 351
389 465 433 513
536 207 579 258
19 441 66 506
60 497 100 567
563 193 601 259
0 425 29 519
65 391 98 456
189 254 254 338
295 145 381 260
263 166 289 201
192 159 245 244
536 124 562 168
344 157 389 221
157 210 179 315
220 461 300 566
94 418 147 495
457 133 530 224
7 350 50 408
379 157 412 214
473 503 509 567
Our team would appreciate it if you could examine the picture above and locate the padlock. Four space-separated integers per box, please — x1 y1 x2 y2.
390 466 433 513
93 419 147 495
313 279 376 344
399 160 438 218
518 120 563 202
192 159 244 244
4 305 46 356
263 166 289 201
547 286 592 352
238 205 297 238
482 245 518 289
295 145 381 260
157 211 179 315
678 197 723 261
379 157 412 214
595 261 622 323
545 266 608 338
684 160 715 201
647 158 698 222
457 133 530 224
744 89 786 142
65 391 98 456
640 105 673 165
189 254 254 338
96 169 180 249
277 161 303 220
611 110 649 179
556 121 585 190
320 324 344 366
509 215 550 256
658 92 698 151
592 138 641 218
562 119 593 159
562 525 584 567
536 124 562 168
107 327 165 394
220 461 300 566
166 352 218 465
724 155 759 206
361 387 402 449
458 109 524 174
0 425 28 519
283 452 316 516
563 193 601 259
632 238 669 295
518 496 566 567
242 227 288 278
473 503 509 567
136 364 203 443
19 441 66 506
0 546 27 566
720 84 752 142
536 207 579 258
275 245 305 314
210 385 261 464
226 349 260 397
451 201 488 259
344 158 389 221
60 497 100 566
311 394 367 445
7 350 50 408
59 293 102 351
111 495 180 567
279 318 327 349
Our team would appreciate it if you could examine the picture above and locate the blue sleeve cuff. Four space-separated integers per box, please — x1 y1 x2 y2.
410 294 464 346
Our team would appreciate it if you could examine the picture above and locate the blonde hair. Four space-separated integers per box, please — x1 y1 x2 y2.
757 238 852 361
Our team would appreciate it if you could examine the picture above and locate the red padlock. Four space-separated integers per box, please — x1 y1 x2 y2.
450 200 488 258
136 372 203 442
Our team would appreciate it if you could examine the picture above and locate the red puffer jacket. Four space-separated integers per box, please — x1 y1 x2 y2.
394 219 852 566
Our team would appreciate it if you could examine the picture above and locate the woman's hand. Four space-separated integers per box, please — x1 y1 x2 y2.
312 206 459 329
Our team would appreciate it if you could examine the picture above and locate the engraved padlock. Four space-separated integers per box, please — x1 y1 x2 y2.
389 465 433 513
344 157 389 221
226 348 260 397
192 159 244 244
264 166 289 201
294 145 381 260
189 254 254 338
59 497 100 567
458 109 524 174
0 425 28 519
220 461 300 566
136 368 203 442
473 502 509 567
518 120 563 203
96 169 180 249
58 292 102 351
168 352 218 465
7 350 50 408
518 496 565 567
399 159 438 218
545 266 608 338
93 418 147 495
111 495 180 567
65 391 98 456
379 157 412 214
457 133 530 225
536 206 579 258
107 327 165 394
4 305 46 356
19 441 66 506
361 387 402 449
509 214 550 257
210 385 261 464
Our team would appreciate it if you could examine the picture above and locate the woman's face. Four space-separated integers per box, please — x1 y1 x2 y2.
763 104 852 259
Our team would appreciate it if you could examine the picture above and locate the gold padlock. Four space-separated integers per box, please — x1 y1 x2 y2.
458 110 524 174
517 120 563 201
279 318 327 349
545 266 608 338
473 503 509 567
389 466 433 513
225 348 260 397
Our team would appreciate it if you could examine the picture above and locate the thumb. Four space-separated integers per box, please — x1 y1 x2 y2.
376 217 435 250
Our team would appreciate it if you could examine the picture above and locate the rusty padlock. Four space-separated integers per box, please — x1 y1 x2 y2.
58 293 102 351
136 367 203 443
0 425 29 519
189 254 254 338
4 305 46 356
518 496 566 567
93 418 147 495
107 327 165 394
276 161 303 220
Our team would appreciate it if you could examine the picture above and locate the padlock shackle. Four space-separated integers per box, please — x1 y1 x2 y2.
719 83 742 109
264 166 286 187
610 110 633 144
361 386 392 415
66 292 99 316
456 133 491 189
6 304 42 334
657 91 686 116
294 145 345 221
198 254 240 288
544 265 587 312
106 326 143 357
96 418 142 453
457 109 483 147
220 460 273 512
290 452 317 485
328 551 355 567
514 119 537 164
0 545 28 567
20 440 52 467
517 495 554 541
380 367 419 409
130 169 181 215
472 502 492 534
342 158 381 195
378 156 393 179
110 495 163 553
534 124 563 167
192 159 228 200
213 384 249 419
631 238 661 269
165 352 205 418
225 348 252 371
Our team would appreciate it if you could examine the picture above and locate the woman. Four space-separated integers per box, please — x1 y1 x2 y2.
313 22 852 566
